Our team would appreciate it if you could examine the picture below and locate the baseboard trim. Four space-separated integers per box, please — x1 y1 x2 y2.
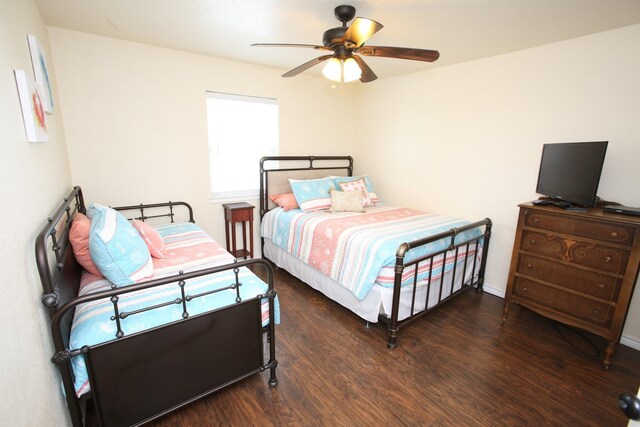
481 283 505 299
481 282 640 351
620 335 640 351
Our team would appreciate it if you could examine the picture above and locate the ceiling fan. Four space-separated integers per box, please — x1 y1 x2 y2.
252 5 440 83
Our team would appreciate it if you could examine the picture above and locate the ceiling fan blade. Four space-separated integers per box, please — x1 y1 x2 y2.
342 18 384 48
282 55 333 78
251 43 332 51
352 55 377 83
358 46 440 62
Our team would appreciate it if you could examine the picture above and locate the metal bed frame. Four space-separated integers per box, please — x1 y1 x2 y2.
259 155 492 348
36 186 278 426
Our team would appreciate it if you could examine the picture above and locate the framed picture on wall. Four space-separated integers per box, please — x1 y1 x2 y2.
27 34 55 114
15 69 49 142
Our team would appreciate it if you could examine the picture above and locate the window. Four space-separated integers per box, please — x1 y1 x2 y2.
206 92 278 201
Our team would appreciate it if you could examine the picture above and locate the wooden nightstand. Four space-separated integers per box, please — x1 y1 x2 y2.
222 202 254 259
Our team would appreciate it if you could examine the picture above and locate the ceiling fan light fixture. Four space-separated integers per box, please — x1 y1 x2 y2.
343 57 362 82
322 57 342 82
322 57 361 83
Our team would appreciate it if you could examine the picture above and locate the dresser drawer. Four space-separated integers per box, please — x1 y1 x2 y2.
513 278 613 327
517 254 621 302
521 230 630 275
524 210 636 246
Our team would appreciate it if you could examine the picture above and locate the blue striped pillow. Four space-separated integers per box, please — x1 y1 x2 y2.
88 204 153 286
289 177 337 212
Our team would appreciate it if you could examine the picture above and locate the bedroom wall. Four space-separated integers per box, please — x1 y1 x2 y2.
0 0 72 425
353 24 640 344
46 27 355 248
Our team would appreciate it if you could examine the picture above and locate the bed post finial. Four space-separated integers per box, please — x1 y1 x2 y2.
41 289 59 308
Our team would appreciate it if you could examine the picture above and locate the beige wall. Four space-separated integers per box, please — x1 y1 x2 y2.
47 27 355 248
0 0 72 425
353 24 640 343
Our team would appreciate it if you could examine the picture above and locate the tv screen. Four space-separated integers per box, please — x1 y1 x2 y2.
535 141 608 207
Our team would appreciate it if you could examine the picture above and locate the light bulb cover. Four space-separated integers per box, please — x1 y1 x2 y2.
322 57 362 83
342 57 362 82
322 58 342 82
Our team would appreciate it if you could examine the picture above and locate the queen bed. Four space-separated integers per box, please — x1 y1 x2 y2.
259 156 491 348
36 187 278 427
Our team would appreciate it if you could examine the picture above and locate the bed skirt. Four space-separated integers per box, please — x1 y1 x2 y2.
263 239 477 323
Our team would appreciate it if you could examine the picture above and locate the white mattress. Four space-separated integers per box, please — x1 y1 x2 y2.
263 238 477 323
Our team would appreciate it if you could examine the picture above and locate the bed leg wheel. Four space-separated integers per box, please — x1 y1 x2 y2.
269 378 278 387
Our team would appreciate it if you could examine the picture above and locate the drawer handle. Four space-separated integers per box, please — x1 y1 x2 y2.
526 264 533 269
592 309 600 316
610 231 618 238
597 283 606 290
604 256 612 263
532 218 540 223
521 286 528 292
529 239 536 245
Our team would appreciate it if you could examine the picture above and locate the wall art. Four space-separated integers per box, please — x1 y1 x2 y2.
27 34 54 114
15 69 49 142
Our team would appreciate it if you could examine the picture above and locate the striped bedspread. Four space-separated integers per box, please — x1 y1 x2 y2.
261 205 482 300
70 222 279 397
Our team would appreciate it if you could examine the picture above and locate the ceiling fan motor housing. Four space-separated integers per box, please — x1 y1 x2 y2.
323 27 347 47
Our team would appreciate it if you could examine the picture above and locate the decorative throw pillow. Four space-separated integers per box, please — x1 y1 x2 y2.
69 213 102 276
338 177 373 207
269 193 300 211
289 177 337 212
89 204 153 286
132 219 166 259
328 188 365 213
332 175 380 204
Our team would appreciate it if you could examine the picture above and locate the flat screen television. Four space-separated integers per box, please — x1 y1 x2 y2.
535 141 608 208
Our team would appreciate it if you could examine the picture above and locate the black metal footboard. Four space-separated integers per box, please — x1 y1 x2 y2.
50 258 278 427
385 218 492 348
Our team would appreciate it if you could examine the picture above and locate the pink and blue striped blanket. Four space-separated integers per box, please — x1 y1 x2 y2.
70 222 279 397
261 205 481 300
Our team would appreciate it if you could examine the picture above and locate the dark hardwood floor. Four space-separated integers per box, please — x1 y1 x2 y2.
151 267 640 426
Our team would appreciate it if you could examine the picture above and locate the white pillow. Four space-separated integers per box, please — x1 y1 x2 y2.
328 188 365 213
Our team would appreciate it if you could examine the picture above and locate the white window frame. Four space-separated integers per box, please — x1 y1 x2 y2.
206 91 279 202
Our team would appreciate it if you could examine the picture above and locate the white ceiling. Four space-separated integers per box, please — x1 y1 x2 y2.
35 0 640 80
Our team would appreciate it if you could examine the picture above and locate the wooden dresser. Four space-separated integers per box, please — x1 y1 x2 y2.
502 202 640 368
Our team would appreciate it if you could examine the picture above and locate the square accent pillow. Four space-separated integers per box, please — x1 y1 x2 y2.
269 193 300 211
89 204 153 286
132 219 166 259
289 177 337 212
328 188 365 213
332 175 380 204
338 177 373 207
69 213 102 276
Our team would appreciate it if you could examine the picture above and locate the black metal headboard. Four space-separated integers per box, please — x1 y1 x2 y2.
259 155 353 218
36 186 85 316
35 186 86 348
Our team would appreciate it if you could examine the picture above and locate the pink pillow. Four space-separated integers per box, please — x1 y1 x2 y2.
69 213 102 276
269 193 300 211
132 219 165 259
338 178 373 207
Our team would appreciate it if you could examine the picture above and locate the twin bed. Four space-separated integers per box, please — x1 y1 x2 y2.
36 187 278 426
36 155 491 426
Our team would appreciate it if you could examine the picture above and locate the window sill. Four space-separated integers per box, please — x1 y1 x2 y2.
209 191 259 205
